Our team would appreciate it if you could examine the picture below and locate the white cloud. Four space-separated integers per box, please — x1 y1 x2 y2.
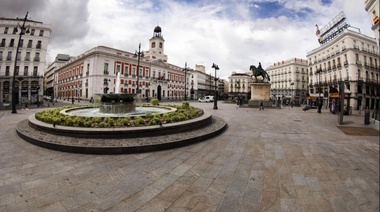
1 0 373 80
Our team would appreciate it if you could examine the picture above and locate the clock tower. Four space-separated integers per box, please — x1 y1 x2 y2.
146 25 168 62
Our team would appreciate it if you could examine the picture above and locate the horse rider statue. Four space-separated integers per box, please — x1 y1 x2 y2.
249 62 271 82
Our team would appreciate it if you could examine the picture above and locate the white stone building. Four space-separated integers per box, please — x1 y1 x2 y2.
266 58 309 105
307 29 379 111
0 16 51 106
228 72 253 99
54 26 213 102
365 0 380 47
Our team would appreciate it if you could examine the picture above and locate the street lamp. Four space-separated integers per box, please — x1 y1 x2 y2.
183 62 190 101
290 82 294 107
211 63 219 110
315 67 322 113
11 12 30 113
77 85 81 102
36 86 40 107
134 43 144 95
209 74 212 95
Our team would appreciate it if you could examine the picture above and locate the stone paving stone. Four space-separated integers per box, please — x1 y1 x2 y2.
261 190 281 211
1 102 379 211
330 196 350 212
280 198 299 212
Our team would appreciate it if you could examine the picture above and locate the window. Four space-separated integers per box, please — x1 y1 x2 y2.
0 51 2 61
4 27 8 34
34 52 40 61
5 66 10 76
13 27 17 34
30 29 35 35
152 42 155 48
25 52 30 61
24 66 28 76
124 65 129 76
9 39 14 47
39 30 44 36
7 51 12 61
27 40 32 48
33 66 38 76
15 66 19 76
36 41 42 49
0 39 5 47
132 67 136 77
116 64 121 74
103 63 109 74
159 42 162 48
17 51 21 61
19 39 23 47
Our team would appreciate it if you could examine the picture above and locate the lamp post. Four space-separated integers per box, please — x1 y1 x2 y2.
316 67 322 113
11 12 30 113
36 86 40 107
290 82 294 107
77 85 81 103
134 43 144 95
211 63 219 110
183 62 190 101
209 74 212 95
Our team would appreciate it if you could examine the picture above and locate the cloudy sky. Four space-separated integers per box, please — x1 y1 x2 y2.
1 0 374 79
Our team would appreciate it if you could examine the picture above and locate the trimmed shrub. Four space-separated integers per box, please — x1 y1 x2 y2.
150 98 159 106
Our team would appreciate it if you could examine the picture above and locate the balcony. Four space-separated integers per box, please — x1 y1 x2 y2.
33 57 40 62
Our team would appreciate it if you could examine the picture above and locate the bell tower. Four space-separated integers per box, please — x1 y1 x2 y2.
147 25 168 62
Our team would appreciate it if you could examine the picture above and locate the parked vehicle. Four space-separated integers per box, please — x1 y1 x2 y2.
205 96 214 102
198 97 206 102
198 96 214 103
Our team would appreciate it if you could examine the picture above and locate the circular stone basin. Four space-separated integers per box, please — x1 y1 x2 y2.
62 106 176 117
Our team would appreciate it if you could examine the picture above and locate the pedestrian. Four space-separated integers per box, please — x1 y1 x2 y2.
260 101 264 110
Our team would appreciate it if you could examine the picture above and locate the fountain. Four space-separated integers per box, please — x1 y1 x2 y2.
16 70 227 154
99 71 135 114
66 71 170 117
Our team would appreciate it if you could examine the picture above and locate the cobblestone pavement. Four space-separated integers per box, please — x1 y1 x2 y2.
0 101 379 211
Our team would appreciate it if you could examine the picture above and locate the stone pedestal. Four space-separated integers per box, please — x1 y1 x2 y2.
248 83 273 107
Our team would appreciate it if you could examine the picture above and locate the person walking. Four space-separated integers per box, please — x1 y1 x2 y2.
260 101 264 110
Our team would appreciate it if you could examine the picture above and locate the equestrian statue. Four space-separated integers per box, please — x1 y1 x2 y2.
249 62 270 82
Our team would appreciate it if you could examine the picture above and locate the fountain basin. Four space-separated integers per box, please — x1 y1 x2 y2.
62 106 176 117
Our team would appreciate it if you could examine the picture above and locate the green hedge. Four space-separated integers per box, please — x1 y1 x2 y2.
35 101 202 128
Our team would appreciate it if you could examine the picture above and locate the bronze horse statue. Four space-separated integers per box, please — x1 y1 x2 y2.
250 63 270 82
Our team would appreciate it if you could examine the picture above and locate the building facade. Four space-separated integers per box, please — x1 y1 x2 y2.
365 0 380 48
228 72 253 99
266 58 309 105
54 26 215 102
0 17 51 106
44 54 73 99
307 29 380 111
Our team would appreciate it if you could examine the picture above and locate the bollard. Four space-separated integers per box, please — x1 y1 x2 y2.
364 108 370 125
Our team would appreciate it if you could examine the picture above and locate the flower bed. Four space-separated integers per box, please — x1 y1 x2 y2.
35 101 202 128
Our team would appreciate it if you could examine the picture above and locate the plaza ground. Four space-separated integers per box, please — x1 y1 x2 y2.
0 101 379 211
